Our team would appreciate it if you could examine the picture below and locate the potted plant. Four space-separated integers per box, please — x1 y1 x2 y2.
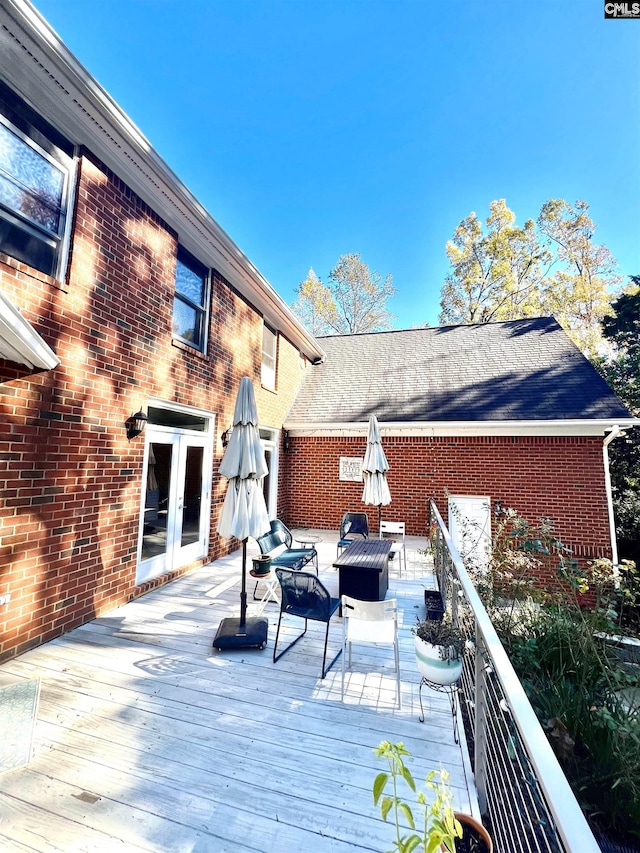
373 741 493 853
374 741 462 852
413 617 465 686
251 554 271 576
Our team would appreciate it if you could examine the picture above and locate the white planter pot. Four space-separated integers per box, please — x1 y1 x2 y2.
414 635 462 686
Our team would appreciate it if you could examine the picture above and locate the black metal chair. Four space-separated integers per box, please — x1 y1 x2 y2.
256 519 318 574
273 568 342 679
337 511 369 557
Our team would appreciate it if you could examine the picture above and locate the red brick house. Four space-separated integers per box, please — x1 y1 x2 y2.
282 320 638 587
0 3 636 662
0 1 324 661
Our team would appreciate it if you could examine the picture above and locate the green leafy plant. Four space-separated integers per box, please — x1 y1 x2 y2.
373 741 463 853
448 496 640 839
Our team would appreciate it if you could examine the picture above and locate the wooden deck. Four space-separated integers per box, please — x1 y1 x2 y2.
0 531 478 852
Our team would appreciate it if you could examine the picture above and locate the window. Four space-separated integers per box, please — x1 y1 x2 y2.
0 83 74 279
172 246 209 352
261 323 277 389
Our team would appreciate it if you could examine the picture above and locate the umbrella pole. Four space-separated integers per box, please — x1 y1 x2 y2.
378 504 382 535
240 538 248 627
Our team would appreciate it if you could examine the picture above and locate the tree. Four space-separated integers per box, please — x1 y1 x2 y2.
439 198 623 358
439 199 551 325
537 199 623 357
596 277 640 561
292 253 396 335
290 268 338 337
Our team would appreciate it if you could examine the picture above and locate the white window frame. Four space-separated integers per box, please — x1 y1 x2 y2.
261 323 277 389
0 112 75 281
172 246 210 353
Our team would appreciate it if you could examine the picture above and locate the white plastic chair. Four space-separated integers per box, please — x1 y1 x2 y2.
341 595 400 707
379 520 407 576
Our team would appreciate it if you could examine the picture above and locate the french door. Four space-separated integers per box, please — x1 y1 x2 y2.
260 427 279 519
137 418 212 584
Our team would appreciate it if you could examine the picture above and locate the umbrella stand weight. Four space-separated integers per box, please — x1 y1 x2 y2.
212 615 268 650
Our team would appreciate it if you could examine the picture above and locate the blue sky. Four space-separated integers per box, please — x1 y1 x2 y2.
33 0 640 330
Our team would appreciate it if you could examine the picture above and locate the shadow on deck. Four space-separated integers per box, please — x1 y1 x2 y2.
0 529 479 852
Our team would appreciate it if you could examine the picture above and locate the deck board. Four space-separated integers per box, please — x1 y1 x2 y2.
0 532 477 852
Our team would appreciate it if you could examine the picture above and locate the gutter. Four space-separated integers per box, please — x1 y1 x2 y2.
284 418 640 437
603 425 622 565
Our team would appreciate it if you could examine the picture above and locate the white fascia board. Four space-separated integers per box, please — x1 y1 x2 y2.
0 290 60 370
2 1 325 365
284 419 640 438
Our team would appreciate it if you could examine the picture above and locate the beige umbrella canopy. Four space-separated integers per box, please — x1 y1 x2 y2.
213 376 270 649
362 414 391 531
217 376 269 541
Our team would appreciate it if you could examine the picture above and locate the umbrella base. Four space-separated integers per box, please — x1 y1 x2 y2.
212 617 268 650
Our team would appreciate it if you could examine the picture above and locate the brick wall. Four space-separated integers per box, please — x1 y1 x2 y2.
0 152 303 661
280 433 612 585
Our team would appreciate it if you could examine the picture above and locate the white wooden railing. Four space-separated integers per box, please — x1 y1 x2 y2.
429 499 600 853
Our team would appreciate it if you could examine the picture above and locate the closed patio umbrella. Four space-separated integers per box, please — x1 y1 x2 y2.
362 414 391 532
213 376 271 650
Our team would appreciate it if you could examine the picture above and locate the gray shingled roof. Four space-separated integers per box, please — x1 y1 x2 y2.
286 317 631 424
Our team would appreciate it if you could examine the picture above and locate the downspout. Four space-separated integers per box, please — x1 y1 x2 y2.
603 425 621 565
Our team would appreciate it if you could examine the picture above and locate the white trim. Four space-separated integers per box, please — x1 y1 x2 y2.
0 289 59 370
284 419 640 438
0 1 325 364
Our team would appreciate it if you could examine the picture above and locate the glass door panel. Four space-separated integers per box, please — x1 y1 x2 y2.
262 447 273 518
181 445 203 547
142 441 174 562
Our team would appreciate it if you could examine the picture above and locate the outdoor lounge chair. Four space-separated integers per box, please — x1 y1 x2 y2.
337 511 369 557
256 519 318 574
273 568 342 679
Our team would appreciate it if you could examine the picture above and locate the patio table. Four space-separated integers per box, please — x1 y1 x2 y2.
333 538 391 601
293 532 322 570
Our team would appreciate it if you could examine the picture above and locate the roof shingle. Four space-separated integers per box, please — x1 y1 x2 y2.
286 317 630 424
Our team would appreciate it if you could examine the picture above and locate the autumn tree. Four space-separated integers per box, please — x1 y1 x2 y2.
439 198 623 357
291 268 338 337
537 199 623 356
292 253 396 335
439 199 551 325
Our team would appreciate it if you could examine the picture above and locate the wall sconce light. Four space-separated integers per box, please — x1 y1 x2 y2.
283 429 290 452
221 426 233 448
125 409 148 441
494 500 505 517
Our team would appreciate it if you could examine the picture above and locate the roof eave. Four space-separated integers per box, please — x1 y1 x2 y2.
0 289 60 370
1 0 325 364
284 419 640 438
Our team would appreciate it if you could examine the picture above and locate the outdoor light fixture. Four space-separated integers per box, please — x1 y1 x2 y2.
494 500 505 517
283 430 290 452
221 426 233 448
125 409 148 441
